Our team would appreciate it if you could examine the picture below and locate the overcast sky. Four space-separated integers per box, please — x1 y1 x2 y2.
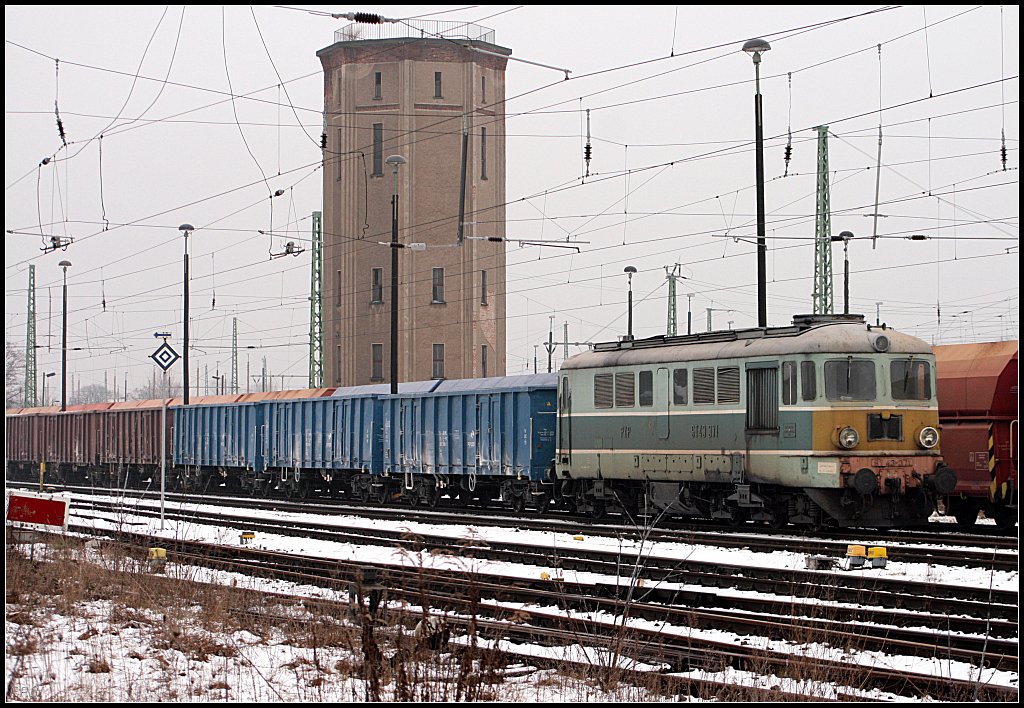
5 5 1019 399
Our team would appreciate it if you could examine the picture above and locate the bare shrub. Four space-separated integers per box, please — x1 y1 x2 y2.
87 658 112 673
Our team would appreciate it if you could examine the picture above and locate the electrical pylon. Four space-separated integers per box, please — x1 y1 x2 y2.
812 125 834 314
308 211 323 387
232 317 239 394
24 265 37 406
665 263 682 336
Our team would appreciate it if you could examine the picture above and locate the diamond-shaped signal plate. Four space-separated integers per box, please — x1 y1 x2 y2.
151 341 180 371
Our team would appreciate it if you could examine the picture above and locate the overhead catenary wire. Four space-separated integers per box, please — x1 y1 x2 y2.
8 7 1017 382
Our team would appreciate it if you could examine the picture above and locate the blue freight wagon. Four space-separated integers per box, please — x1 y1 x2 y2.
173 396 262 492
265 381 444 500
378 374 558 509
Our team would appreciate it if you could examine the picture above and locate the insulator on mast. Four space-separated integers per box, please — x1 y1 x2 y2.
584 108 592 178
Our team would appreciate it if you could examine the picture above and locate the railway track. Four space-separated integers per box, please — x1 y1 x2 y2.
60 529 1020 702
14 482 1017 701
69 497 1018 620
12 481 1016 569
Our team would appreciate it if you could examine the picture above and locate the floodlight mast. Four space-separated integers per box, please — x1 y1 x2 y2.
179 224 194 404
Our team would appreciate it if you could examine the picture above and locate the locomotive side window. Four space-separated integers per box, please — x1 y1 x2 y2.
638 371 653 407
594 373 613 408
673 368 688 405
560 376 571 408
825 358 876 401
801 361 817 400
717 367 740 404
890 359 931 400
782 361 797 405
615 372 635 408
693 368 715 404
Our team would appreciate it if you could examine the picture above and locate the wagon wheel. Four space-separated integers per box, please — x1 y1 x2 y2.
992 508 1016 532
953 506 978 527
510 494 527 514
532 491 551 515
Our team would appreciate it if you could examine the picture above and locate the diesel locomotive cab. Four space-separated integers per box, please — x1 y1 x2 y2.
818 349 956 522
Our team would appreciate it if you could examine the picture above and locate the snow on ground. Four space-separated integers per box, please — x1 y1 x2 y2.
6 491 1019 701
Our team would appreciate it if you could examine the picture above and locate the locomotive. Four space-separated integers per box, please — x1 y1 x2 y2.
933 340 1018 530
554 313 956 527
6 314 958 528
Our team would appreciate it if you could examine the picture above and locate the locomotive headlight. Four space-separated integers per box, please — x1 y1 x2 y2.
917 426 940 449
837 426 860 450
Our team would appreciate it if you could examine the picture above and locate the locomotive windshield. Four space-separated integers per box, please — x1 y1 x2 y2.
824 358 876 401
890 359 932 400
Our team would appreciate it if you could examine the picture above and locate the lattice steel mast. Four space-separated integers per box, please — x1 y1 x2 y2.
24 265 37 406
812 125 834 314
232 317 239 394
308 211 323 387
664 263 683 336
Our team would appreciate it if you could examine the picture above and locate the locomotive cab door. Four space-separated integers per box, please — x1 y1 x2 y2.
558 375 572 464
656 368 670 439
745 362 779 435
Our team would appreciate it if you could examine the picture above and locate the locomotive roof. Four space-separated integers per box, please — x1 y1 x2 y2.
561 314 932 371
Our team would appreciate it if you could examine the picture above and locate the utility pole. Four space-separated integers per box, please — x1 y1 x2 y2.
812 125 834 314
308 211 323 387
24 265 37 406
544 316 555 373
563 322 569 360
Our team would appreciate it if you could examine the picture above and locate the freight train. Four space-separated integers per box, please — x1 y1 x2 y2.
933 341 1018 530
6 314 960 528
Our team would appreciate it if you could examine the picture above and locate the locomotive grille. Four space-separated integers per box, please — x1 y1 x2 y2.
868 414 903 441
694 368 715 404
614 372 635 408
717 367 741 404
594 373 613 408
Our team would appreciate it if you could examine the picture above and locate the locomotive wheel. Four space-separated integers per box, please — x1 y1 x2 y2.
768 506 789 529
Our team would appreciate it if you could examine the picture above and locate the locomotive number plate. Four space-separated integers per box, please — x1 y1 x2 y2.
872 457 910 468
691 425 719 439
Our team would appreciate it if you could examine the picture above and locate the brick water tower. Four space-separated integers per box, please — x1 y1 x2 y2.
319 19 509 386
